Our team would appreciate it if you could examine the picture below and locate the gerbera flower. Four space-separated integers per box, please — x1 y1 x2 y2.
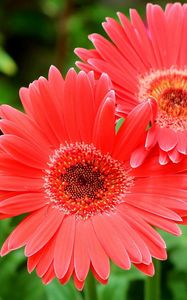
0 66 187 290
75 2 187 166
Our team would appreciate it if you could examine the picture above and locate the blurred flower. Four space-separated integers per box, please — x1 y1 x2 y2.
0 66 187 290
75 3 187 166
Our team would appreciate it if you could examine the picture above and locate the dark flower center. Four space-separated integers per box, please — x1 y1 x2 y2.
61 163 104 200
159 88 187 117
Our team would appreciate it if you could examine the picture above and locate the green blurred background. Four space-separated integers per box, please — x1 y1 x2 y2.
0 0 187 299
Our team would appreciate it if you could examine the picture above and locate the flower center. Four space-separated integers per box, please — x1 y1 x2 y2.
44 142 133 219
138 68 187 131
158 88 187 117
61 163 104 200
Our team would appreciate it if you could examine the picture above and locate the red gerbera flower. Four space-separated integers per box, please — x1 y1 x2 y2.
75 2 187 166
0 66 187 290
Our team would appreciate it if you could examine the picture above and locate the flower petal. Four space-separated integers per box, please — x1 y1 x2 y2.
157 128 177 151
86 219 110 280
0 135 48 169
74 221 90 281
0 193 46 215
93 90 115 153
54 216 75 279
1 207 47 255
114 100 153 160
92 213 131 270
25 207 64 256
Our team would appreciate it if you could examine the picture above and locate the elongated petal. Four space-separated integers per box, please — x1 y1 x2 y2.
0 135 48 169
0 193 46 214
25 207 64 256
74 221 90 281
1 207 47 255
54 216 75 279
93 90 115 153
92 214 131 270
86 220 110 280
114 100 154 160
36 235 56 277
0 176 43 191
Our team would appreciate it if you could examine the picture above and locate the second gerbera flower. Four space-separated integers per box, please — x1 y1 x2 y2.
75 2 187 165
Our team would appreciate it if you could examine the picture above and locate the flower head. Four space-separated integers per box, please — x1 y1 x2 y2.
75 3 187 165
0 66 187 289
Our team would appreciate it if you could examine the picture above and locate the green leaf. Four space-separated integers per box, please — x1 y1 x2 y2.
168 271 187 300
165 226 187 271
98 264 145 300
40 0 65 17
0 47 17 76
0 249 46 300
116 118 125 133
46 279 83 300
0 78 19 106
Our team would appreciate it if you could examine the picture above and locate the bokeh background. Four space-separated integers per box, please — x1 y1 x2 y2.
0 0 187 299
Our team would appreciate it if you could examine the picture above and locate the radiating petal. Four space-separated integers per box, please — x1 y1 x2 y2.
93 90 115 153
114 100 154 160
86 219 110 280
135 262 155 276
0 135 48 169
0 176 43 191
42 263 55 285
74 220 90 281
0 193 46 214
92 214 131 270
36 235 56 277
1 207 47 255
25 207 64 256
54 216 75 279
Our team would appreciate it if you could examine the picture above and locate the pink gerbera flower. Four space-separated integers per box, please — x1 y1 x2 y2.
0 66 187 290
75 2 187 166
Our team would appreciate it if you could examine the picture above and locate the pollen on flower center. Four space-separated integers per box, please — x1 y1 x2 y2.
158 88 187 117
138 68 187 131
61 163 104 200
44 142 134 219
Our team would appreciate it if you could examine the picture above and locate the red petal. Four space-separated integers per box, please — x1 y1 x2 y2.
135 262 155 276
0 193 46 214
1 207 47 255
157 128 177 151
114 100 153 160
130 145 149 168
54 216 75 279
25 207 64 256
92 214 131 270
42 263 55 285
93 90 115 153
74 221 90 281
0 135 48 169
84 219 110 280
36 235 56 277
